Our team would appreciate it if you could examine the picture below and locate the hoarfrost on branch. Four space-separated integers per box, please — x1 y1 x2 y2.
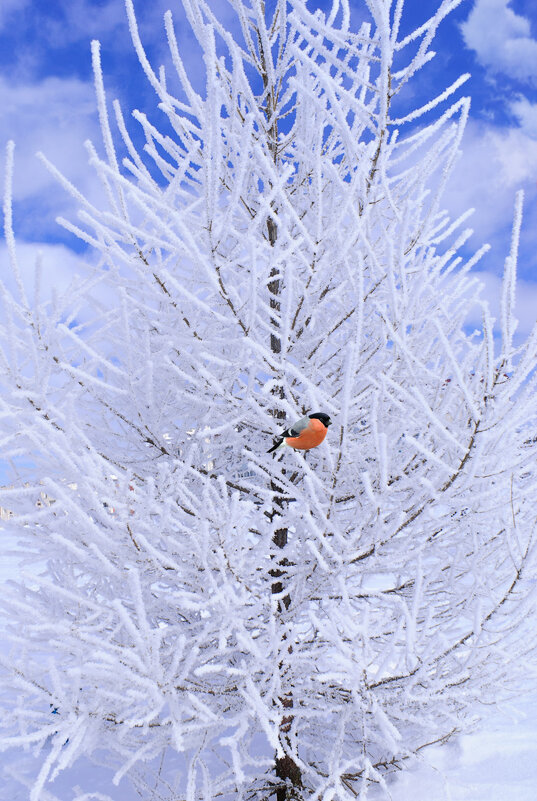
1 1 537 799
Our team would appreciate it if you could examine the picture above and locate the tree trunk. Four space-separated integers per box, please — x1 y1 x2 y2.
256 17 303 796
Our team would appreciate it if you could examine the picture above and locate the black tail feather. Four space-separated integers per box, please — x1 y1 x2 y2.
267 438 283 454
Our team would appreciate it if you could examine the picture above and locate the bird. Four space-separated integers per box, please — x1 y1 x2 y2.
267 412 332 454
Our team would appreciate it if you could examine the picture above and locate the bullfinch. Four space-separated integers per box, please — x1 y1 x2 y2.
267 412 332 454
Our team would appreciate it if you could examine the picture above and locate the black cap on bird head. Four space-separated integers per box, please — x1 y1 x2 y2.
309 412 332 427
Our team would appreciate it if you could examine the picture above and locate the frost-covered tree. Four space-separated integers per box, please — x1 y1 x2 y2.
1 0 537 799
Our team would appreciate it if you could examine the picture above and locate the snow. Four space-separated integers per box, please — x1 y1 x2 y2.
2 528 536 800
391 696 537 801
0 529 22 585
2 0 537 798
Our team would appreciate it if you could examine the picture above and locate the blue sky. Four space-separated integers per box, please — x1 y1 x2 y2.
0 0 536 267
0 0 537 483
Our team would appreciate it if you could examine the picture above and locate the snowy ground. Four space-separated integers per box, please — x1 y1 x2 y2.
1 529 536 800
390 696 537 801
0 529 25 584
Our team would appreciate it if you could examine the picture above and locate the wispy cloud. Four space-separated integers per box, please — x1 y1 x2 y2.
41 0 126 47
443 117 537 268
0 0 30 31
0 0 125 46
509 96 537 138
0 75 97 198
0 75 105 241
461 0 537 84
0 241 92 305
467 270 537 342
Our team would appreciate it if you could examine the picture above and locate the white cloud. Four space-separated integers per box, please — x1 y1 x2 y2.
0 0 124 44
0 241 117 337
510 96 537 139
0 0 30 30
0 75 98 199
44 0 125 46
464 269 537 342
0 75 111 244
441 115 537 342
443 118 537 247
0 241 93 307
461 0 537 83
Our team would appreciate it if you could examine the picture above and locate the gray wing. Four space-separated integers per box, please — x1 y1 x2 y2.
288 415 310 437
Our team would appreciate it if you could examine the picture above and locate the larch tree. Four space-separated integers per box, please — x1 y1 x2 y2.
1 0 537 799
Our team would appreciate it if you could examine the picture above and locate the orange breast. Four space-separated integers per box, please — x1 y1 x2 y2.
285 418 327 450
